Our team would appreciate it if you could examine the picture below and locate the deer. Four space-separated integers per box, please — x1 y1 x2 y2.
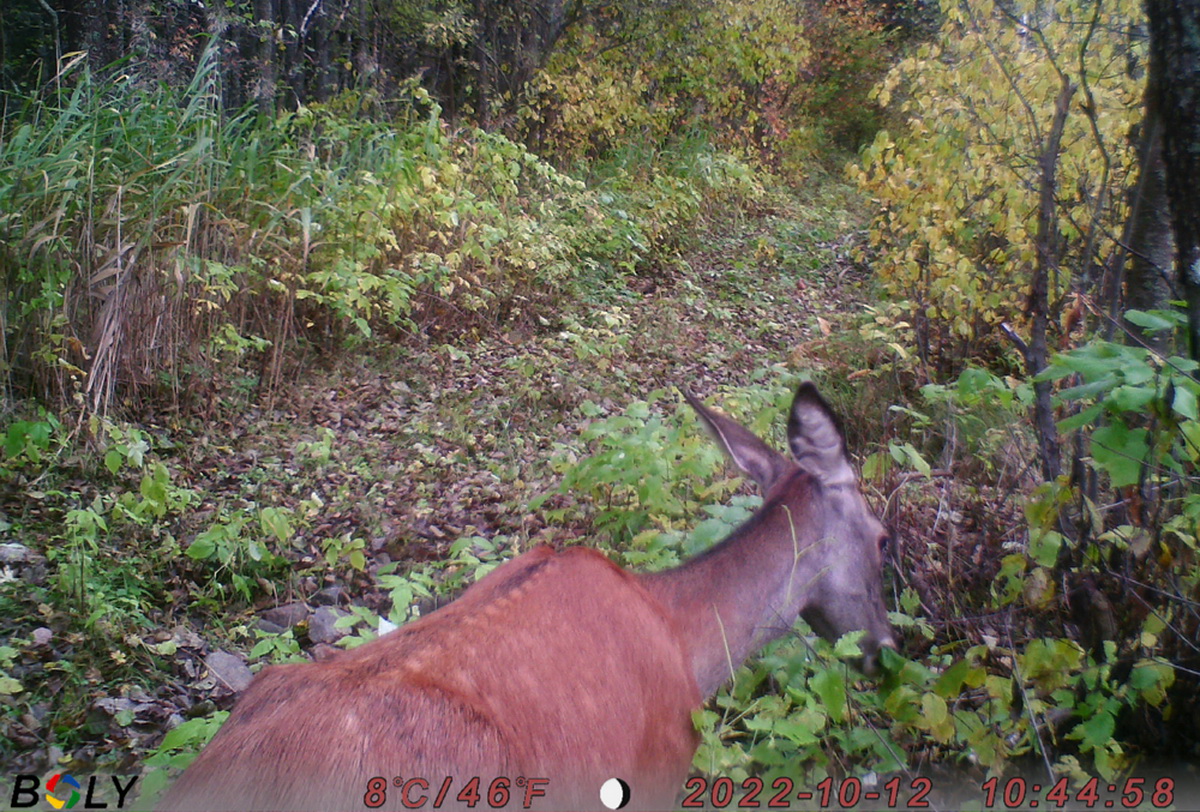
158 383 896 812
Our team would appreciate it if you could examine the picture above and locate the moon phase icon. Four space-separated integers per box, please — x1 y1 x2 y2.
599 777 631 809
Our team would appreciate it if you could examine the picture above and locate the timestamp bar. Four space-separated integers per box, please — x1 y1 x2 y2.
676 774 1178 810
679 775 932 809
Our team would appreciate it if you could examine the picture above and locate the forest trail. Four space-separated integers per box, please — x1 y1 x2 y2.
182 183 876 591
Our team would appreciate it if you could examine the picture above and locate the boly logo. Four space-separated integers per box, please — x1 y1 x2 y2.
45 774 81 809
8 774 138 809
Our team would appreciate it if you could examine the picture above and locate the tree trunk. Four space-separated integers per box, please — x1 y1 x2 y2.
1146 0 1200 363
280 0 305 107
1121 98 1174 350
312 0 332 103
200 0 236 110
254 0 278 118
474 0 492 128
353 0 377 98
1027 80 1075 482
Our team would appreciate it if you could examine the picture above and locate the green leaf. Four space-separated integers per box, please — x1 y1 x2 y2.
1047 352 1119 383
1029 530 1063 568
1173 383 1199 420
1107 385 1157 413
1181 421 1200 463
810 668 846 723
260 507 293 543
141 470 168 508
1057 403 1103 432
4 423 27 457
690 518 733 548
956 367 1005 398
156 712 229 754
1124 309 1180 332
833 630 865 659
1059 376 1119 401
862 450 891 480
156 725 196 753
186 535 217 560
1069 711 1115 752
933 658 971 698
921 692 948 727
1091 423 1150 487
772 716 821 746
889 441 930 476
125 437 149 468
1129 661 1173 705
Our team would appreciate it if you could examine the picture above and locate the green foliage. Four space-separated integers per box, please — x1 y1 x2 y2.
294 427 336 468
695 616 1175 784
333 534 517 649
1043 319 1199 491
319 532 367 573
0 400 319 771
183 505 293 602
248 628 303 663
30 422 196 640
523 0 891 166
899 366 1036 479
1039 313 1200 583
0 407 300 642
140 711 231 803
3 413 60 467
695 635 894 782
1 52 773 416
854 0 1143 366
554 393 720 547
0 644 23 697
889 343 1193 781
289 94 608 330
547 379 798 558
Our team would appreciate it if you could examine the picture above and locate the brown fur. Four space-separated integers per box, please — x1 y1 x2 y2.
160 548 699 811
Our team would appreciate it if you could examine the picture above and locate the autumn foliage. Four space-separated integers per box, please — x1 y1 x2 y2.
854 0 1144 370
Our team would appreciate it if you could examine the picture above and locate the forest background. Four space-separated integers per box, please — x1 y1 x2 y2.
1 0 1199 807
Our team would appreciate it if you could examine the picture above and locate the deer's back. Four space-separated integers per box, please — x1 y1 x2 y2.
159 546 701 811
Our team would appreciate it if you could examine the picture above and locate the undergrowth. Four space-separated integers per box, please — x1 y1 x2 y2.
0 47 767 419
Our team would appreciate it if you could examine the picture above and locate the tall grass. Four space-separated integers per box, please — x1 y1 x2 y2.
1 50 770 419
2 47 264 415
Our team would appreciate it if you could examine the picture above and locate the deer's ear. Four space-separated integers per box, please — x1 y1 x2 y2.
684 390 791 492
787 383 856 486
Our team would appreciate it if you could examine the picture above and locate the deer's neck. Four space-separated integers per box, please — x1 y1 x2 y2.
639 485 822 699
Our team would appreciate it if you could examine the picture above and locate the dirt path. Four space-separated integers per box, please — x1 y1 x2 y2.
184 189 873 596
